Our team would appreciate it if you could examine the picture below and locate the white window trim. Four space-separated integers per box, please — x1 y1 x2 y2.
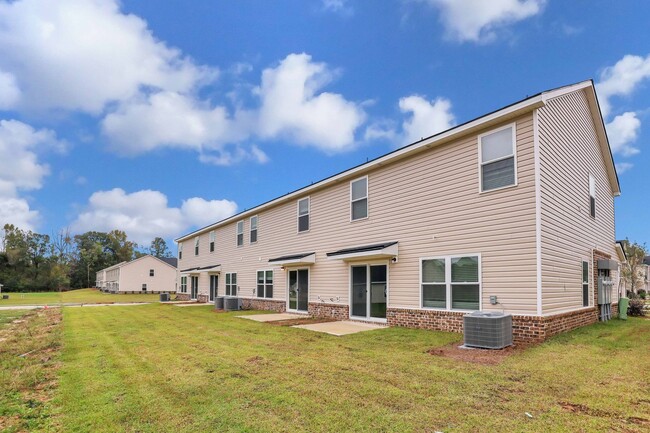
256 269 274 299
236 221 244 247
180 276 187 293
250 215 258 244
478 123 518 194
194 236 200 256
350 175 369 222
297 196 310 233
225 272 237 297
209 230 216 253
589 174 596 219
419 253 482 311
178 242 183 260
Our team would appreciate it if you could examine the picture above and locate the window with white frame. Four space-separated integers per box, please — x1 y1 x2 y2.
225 272 237 296
250 216 258 244
589 175 596 218
350 177 368 220
479 125 516 192
298 197 310 232
256 270 273 298
180 276 187 293
178 243 183 260
149 269 154 277
421 255 480 310
582 261 590 307
142 284 147 291
209 230 215 252
194 237 199 256
236 221 244 246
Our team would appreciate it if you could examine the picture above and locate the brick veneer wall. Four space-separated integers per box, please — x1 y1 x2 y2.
176 293 190 301
308 303 349 320
387 306 600 344
197 294 209 303
247 299 286 312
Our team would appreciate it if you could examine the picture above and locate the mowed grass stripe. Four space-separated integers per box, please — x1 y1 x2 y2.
57 304 650 432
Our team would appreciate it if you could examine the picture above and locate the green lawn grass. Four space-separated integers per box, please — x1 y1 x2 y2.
0 309 30 328
52 305 650 432
0 288 160 306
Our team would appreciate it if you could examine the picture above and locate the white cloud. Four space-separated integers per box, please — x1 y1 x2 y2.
0 70 20 109
322 0 353 16
198 144 269 166
71 188 238 244
420 0 545 43
257 53 366 153
398 95 455 145
0 0 215 114
0 119 63 231
615 162 633 174
596 54 650 118
605 112 641 157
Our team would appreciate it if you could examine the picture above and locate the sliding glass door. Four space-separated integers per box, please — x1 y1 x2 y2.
288 269 309 312
350 264 387 320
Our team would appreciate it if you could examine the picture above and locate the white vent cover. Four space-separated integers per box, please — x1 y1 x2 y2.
463 311 513 349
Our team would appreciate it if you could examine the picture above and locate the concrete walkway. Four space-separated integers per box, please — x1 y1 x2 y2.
237 313 308 322
293 320 386 336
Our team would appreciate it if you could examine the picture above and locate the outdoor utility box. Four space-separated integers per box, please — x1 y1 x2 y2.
214 296 225 310
223 297 241 311
597 277 614 305
597 259 618 271
159 293 169 302
463 311 513 349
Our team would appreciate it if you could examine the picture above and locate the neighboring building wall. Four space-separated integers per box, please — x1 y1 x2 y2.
538 89 619 315
117 256 177 293
105 267 120 292
177 113 538 315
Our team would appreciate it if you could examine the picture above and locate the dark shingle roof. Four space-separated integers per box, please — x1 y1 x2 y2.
159 257 178 268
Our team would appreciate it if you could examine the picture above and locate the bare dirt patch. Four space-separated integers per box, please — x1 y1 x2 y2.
427 342 527 365
559 402 650 426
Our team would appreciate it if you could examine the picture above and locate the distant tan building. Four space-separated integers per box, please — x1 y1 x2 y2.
96 256 177 294
175 80 623 342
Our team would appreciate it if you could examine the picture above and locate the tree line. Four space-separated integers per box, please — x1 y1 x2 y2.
0 224 173 292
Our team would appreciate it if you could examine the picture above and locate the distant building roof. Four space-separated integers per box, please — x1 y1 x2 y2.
159 257 178 268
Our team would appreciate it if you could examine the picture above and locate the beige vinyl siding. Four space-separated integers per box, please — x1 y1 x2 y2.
117 256 177 293
538 89 618 314
178 114 538 314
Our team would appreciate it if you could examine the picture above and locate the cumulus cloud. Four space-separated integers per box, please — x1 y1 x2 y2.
0 70 20 109
0 119 64 231
606 112 641 157
0 0 215 114
596 54 650 118
419 0 545 43
321 0 353 16
398 95 455 145
256 53 366 153
615 162 633 174
71 188 238 244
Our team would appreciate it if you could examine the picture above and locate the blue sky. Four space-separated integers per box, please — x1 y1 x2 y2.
0 0 648 249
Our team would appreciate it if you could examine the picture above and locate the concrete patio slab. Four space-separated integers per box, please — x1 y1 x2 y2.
293 320 386 336
173 303 210 307
237 313 308 322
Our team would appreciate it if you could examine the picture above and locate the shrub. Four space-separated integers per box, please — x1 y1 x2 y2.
638 289 647 300
627 298 646 317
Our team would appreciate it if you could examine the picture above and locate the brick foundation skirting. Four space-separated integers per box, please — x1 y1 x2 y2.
197 294 209 303
176 293 190 301
387 306 601 343
308 302 349 320
246 299 286 312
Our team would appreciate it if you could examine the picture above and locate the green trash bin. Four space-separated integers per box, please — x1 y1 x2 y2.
618 297 629 320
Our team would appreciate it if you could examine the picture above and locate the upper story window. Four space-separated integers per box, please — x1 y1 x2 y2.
178 243 183 260
149 269 154 277
589 175 596 218
350 176 368 221
298 197 310 232
250 216 258 244
194 237 199 256
236 221 244 246
479 125 516 192
256 270 273 298
209 230 215 252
